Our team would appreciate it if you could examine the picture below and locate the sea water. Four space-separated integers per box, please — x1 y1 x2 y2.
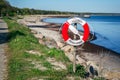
43 16 120 54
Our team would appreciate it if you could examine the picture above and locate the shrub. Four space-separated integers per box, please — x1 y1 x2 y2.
67 64 86 78
75 64 86 78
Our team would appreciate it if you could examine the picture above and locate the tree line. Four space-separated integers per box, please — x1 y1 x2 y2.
1 0 119 17
0 0 79 17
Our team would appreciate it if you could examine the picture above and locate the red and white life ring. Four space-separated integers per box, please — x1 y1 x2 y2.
61 17 90 46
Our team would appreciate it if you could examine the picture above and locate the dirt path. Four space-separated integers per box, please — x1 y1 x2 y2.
0 19 8 80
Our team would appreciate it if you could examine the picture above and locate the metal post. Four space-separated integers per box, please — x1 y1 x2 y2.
73 47 76 73
73 23 77 73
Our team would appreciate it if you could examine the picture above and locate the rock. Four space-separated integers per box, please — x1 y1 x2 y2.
61 45 75 62
112 78 120 80
39 34 44 39
44 37 57 48
52 62 67 70
31 30 37 34
26 50 42 56
103 71 120 80
76 55 86 64
31 61 47 71
34 32 44 39
47 57 67 70
87 61 99 71
89 65 95 77
64 52 74 62
35 34 44 39
29 77 44 80
61 45 74 53
34 34 40 39
39 39 45 45
86 61 99 78
38 33 44 39
56 42 65 48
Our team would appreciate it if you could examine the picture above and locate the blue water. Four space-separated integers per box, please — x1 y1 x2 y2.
43 16 120 54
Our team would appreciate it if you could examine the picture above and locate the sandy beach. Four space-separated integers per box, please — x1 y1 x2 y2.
18 15 120 79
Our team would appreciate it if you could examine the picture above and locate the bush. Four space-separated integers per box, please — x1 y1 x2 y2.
75 64 86 78
67 64 86 78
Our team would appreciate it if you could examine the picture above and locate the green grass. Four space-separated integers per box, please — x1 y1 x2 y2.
47 48 70 62
4 17 86 80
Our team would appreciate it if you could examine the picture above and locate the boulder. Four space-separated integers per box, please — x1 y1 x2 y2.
87 61 99 71
86 61 99 78
34 32 44 39
61 45 77 62
31 30 37 34
39 34 44 39
56 42 65 48
76 55 86 64
61 45 74 53
39 39 45 45
64 52 74 62
44 37 57 48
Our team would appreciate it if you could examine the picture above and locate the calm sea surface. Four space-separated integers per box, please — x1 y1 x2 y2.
43 16 120 54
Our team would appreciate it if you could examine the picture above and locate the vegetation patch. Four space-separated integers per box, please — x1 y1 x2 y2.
4 18 86 80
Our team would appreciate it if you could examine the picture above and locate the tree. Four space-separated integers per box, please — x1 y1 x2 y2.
0 0 12 16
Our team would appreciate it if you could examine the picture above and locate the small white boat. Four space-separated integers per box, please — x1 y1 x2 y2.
84 15 90 18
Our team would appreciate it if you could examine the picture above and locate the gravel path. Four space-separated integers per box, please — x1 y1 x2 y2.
0 19 8 80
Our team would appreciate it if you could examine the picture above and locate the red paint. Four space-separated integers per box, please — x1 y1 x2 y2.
82 23 90 41
61 22 69 41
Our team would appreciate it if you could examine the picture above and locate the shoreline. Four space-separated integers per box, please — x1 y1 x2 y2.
41 16 120 55
17 14 120 56
18 15 120 79
27 15 120 54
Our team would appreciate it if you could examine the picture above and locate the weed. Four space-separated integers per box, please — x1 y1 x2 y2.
47 48 70 62
67 64 86 78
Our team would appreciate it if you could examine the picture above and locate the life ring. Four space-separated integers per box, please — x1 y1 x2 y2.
61 17 90 46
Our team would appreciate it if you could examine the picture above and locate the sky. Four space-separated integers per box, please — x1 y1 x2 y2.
7 0 120 13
